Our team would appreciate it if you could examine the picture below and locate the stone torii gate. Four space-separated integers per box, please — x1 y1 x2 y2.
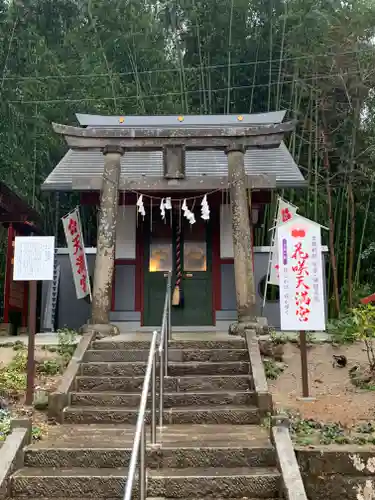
53 118 295 336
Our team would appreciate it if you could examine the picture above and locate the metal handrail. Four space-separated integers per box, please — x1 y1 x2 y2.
123 271 172 500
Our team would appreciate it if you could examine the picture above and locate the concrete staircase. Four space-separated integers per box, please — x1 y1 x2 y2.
9 335 282 499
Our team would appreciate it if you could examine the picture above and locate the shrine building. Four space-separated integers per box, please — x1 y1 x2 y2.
39 111 327 332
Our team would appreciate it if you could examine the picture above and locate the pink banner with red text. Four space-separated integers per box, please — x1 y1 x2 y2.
62 208 91 300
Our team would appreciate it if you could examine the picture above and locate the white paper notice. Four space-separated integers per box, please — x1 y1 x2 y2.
13 236 55 281
277 215 326 332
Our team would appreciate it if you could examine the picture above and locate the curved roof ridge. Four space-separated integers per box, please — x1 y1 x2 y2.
75 111 287 128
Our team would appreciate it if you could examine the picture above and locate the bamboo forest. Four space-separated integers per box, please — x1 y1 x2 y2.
1 0 375 325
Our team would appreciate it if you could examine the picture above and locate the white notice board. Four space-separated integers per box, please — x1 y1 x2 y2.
277 216 326 331
13 236 55 281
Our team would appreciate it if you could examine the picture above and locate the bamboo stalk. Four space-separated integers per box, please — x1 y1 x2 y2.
348 182 356 308
355 176 374 286
334 186 344 289
347 98 360 309
322 130 341 317
343 188 349 289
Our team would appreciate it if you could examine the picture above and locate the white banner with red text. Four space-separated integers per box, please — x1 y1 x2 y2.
61 208 91 300
269 198 298 285
277 215 326 331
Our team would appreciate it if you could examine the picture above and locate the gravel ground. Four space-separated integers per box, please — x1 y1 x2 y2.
269 342 375 427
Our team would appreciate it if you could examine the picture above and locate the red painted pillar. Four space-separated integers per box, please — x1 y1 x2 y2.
3 225 14 323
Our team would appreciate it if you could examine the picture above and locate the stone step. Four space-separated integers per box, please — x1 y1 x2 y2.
80 361 250 377
9 498 277 500
70 391 256 408
148 467 281 498
10 466 280 498
148 498 278 500
84 348 249 363
62 406 260 425
149 498 277 500
7 498 277 500
24 444 276 469
92 338 246 351
75 374 252 393
22 423 273 467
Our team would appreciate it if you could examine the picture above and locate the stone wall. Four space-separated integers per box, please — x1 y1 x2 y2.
296 447 375 500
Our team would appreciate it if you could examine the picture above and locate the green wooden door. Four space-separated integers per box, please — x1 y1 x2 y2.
143 218 173 327
143 216 213 327
172 218 213 326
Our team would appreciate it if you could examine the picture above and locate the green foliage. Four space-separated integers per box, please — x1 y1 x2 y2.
351 304 375 369
282 411 375 446
0 328 77 400
329 300 375 347
0 350 27 398
269 329 287 345
0 409 42 441
0 410 11 441
12 341 26 351
327 314 358 344
57 328 78 364
263 359 285 380
32 426 43 440
36 359 61 376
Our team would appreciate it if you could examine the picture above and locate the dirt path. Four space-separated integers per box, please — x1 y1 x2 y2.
269 342 375 427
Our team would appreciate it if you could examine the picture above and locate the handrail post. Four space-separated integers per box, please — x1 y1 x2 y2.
151 351 157 444
159 333 164 429
164 275 170 377
139 424 146 500
164 320 168 378
168 274 172 342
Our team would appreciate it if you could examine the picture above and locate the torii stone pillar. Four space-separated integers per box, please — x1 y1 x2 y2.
226 144 257 334
91 145 124 335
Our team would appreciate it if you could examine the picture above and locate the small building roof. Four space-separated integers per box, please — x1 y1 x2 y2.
0 182 42 234
43 111 305 191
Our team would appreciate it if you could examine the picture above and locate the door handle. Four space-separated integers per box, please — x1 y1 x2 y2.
185 273 193 278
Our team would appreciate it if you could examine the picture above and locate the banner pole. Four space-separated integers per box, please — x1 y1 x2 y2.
261 197 280 313
299 330 309 398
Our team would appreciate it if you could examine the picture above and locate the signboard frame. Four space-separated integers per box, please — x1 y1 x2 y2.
13 236 55 282
277 215 326 332
13 235 55 406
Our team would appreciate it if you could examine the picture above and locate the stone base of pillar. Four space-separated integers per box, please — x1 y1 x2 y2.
0 323 13 336
17 326 28 335
79 323 92 334
90 323 120 339
228 317 270 337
